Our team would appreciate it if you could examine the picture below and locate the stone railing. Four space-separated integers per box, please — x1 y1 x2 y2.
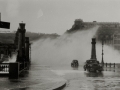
0 63 9 73
0 62 29 79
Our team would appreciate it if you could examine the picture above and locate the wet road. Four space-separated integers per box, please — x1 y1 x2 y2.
51 66 120 90
0 65 120 90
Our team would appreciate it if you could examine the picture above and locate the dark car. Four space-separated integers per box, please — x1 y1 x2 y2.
71 60 79 67
84 60 103 72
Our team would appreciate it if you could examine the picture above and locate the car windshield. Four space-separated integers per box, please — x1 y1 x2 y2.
87 60 98 64
73 60 78 62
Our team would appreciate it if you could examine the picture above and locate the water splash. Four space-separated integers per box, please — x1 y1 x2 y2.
9 54 17 62
31 26 120 66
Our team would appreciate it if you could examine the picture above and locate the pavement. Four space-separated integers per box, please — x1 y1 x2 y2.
10 80 66 90
6 65 67 90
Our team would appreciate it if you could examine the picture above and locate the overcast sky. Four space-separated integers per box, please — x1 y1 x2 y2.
0 0 120 34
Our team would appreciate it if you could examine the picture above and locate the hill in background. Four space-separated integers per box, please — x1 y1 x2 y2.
0 32 59 43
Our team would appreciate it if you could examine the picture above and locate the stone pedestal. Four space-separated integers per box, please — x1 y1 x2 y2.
9 62 19 79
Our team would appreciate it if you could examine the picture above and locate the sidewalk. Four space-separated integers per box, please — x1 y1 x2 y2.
10 74 66 90
10 65 67 90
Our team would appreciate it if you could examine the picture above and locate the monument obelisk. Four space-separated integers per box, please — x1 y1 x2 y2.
90 38 97 60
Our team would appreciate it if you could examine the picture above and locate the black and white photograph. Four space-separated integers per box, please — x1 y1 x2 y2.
0 0 120 90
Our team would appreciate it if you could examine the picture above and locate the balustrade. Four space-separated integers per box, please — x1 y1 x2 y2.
0 63 9 72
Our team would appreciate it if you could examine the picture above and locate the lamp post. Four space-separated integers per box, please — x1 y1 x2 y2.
101 40 104 66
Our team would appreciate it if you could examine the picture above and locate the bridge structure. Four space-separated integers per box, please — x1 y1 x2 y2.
0 22 31 79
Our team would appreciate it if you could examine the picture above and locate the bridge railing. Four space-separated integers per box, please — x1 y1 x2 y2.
0 62 30 79
100 63 120 72
9 62 29 79
19 62 29 74
0 63 9 73
100 63 120 68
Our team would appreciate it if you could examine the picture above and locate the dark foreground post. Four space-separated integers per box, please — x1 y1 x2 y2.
9 63 19 79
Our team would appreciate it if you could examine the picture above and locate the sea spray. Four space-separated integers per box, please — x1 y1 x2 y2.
9 54 17 62
96 43 120 63
2 53 17 63
31 26 99 66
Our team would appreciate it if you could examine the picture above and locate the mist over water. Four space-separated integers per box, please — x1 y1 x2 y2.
96 44 120 63
31 26 120 67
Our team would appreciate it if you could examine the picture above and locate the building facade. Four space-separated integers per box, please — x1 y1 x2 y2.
113 33 120 50
67 19 120 50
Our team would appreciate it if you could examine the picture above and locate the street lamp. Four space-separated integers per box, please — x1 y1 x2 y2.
101 40 104 66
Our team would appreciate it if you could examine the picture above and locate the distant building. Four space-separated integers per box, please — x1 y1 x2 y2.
67 19 120 50
113 33 120 50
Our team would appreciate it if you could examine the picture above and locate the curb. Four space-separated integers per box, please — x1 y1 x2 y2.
53 83 66 90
